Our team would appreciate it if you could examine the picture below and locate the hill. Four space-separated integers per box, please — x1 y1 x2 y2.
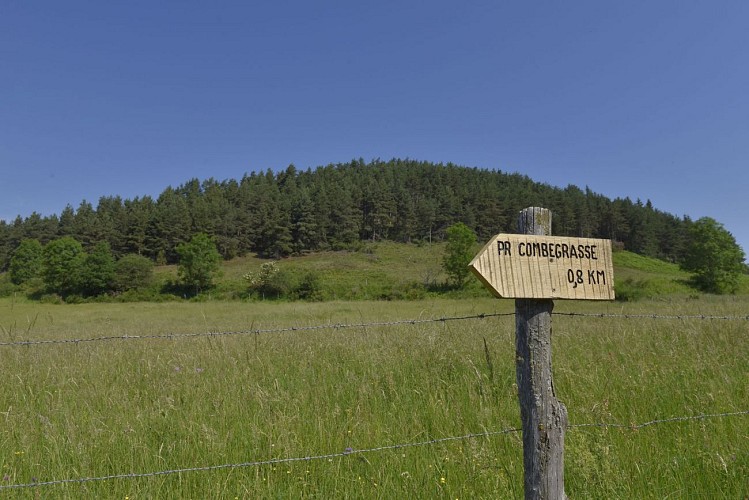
0 159 693 271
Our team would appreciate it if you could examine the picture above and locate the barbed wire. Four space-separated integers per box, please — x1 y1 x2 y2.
568 410 749 430
555 312 749 321
2 310 747 349
1 410 746 490
0 427 521 490
0 312 514 348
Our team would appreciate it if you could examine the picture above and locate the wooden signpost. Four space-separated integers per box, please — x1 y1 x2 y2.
469 207 615 500
469 234 614 300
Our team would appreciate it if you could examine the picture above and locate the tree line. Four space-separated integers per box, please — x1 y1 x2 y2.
0 159 698 271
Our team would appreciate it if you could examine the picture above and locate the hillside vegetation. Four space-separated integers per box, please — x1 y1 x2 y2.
1 159 693 270
160 242 746 302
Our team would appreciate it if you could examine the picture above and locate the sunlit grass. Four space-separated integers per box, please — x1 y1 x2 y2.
0 296 747 498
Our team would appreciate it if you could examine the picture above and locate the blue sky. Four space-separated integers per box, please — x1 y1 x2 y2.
2 1 748 256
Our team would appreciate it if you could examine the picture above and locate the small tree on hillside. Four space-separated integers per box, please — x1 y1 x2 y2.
80 242 116 296
9 239 43 285
42 237 86 296
443 222 477 288
176 233 222 293
681 217 745 294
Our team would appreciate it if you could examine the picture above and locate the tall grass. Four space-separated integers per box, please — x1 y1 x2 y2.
0 296 747 498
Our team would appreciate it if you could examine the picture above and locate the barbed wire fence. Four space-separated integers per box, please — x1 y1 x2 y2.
1 311 747 348
1 410 747 491
1 310 747 490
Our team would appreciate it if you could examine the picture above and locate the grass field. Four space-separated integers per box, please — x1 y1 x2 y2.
202 242 749 301
0 294 747 498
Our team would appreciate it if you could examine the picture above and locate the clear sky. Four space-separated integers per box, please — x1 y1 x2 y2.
2 1 748 256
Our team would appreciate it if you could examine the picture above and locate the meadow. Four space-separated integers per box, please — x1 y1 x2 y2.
0 294 747 498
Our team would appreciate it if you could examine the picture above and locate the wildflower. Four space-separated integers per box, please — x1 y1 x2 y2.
174 366 181 372
344 447 354 454
440 477 446 484
195 367 204 373
2 475 9 481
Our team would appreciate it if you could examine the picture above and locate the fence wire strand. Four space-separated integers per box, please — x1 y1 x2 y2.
0 312 515 347
555 312 749 321
1 311 747 348
1 410 746 490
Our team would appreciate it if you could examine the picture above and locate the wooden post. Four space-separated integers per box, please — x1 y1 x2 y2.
515 207 568 499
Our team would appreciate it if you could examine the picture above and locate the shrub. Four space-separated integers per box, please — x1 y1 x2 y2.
113 254 155 292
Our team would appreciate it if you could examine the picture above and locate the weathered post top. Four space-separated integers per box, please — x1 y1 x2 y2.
519 206 551 236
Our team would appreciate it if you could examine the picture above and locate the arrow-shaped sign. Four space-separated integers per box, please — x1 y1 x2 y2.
469 234 615 300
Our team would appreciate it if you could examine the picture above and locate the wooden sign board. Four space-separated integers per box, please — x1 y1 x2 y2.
469 234 615 300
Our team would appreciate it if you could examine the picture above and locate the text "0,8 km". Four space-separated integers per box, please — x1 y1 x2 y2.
567 269 607 288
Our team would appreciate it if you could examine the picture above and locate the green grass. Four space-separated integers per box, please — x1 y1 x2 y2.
4 241 745 302
611 250 695 298
179 243 749 302
164 241 488 301
0 296 747 498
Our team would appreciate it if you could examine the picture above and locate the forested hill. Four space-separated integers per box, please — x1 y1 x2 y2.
0 159 690 268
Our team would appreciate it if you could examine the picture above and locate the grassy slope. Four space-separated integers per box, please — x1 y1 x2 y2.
0 296 746 498
157 242 746 301
0 244 747 497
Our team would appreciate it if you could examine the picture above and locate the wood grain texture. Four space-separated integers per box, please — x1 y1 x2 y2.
469 234 615 300
514 207 568 500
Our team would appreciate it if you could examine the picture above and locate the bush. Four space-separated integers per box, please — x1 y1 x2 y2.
244 261 293 299
614 278 649 302
0 275 19 297
292 271 323 301
113 254 155 292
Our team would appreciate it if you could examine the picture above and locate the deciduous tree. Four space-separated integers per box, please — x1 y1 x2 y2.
442 222 477 288
42 237 86 296
80 241 116 296
9 239 43 285
176 233 222 293
681 217 745 294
